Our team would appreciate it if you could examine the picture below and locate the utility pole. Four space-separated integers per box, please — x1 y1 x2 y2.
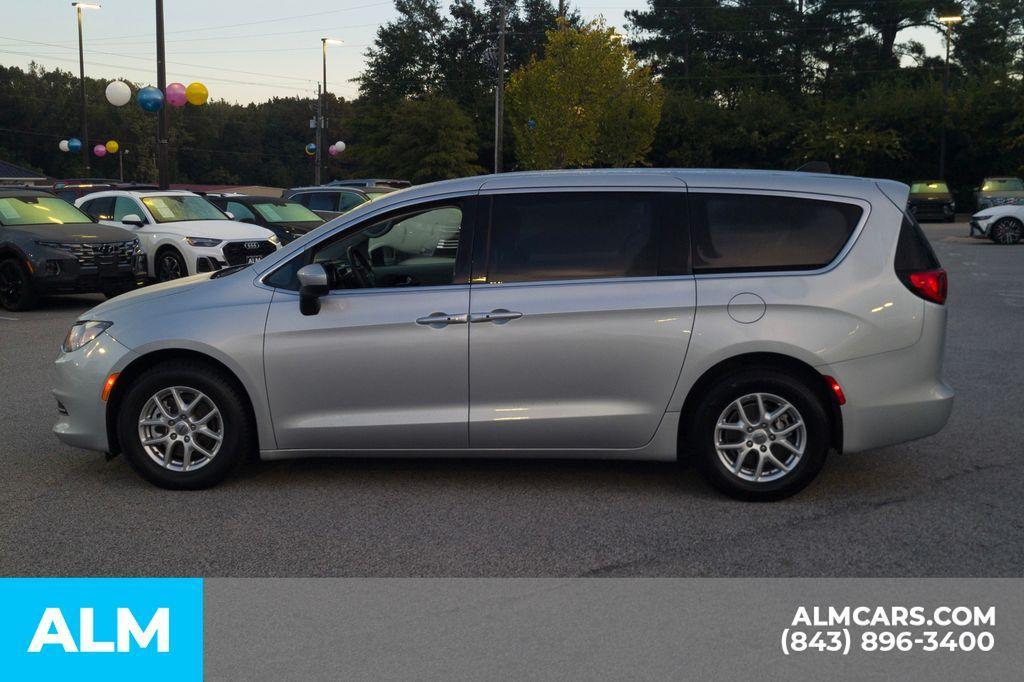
74 3 91 177
494 3 507 174
156 0 169 189
937 12 962 180
315 82 323 185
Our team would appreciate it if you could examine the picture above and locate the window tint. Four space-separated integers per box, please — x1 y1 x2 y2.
486 192 678 284
81 196 114 220
265 204 465 291
113 196 144 222
338 192 368 212
226 201 257 222
690 193 862 273
304 192 337 212
895 212 940 272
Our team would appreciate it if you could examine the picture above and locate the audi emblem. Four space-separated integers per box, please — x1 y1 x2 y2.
243 242 260 250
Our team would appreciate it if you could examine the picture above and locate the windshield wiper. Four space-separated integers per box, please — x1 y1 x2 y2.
210 263 250 279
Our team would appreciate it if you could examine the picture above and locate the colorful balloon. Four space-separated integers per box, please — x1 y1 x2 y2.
105 140 119 154
137 86 165 112
333 141 346 153
58 139 70 152
185 82 209 106
166 82 187 107
93 144 107 158
67 138 82 153
305 143 317 157
105 80 132 107
328 145 339 157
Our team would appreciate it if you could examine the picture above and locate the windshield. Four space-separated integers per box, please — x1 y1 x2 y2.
141 195 229 223
252 201 322 223
0 196 94 226
910 182 949 194
982 178 1024 192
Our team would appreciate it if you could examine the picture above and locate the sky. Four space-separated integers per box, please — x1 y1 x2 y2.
2 0 947 105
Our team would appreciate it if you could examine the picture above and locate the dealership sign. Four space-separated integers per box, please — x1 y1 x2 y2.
0 578 201 680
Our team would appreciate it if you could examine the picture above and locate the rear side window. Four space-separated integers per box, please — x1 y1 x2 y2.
894 212 940 272
338 192 367 212
81 196 114 220
690 193 863 273
485 192 685 284
304 192 337 212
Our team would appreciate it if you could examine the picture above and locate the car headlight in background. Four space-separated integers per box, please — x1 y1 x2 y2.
62 320 113 353
973 214 992 221
185 237 223 247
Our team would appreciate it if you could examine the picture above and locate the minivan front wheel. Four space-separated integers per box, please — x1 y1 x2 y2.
117 360 254 489
689 369 829 501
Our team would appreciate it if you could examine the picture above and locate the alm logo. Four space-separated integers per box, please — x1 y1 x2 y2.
28 607 170 653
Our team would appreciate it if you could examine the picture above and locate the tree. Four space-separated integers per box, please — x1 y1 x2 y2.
506 20 663 169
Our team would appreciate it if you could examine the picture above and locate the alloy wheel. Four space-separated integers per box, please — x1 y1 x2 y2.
993 219 1022 245
0 261 24 308
137 386 224 472
158 254 183 281
714 392 806 483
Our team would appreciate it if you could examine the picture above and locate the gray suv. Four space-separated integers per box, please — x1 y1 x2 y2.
53 170 953 500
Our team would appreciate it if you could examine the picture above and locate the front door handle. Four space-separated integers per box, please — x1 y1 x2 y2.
468 309 523 324
416 312 468 327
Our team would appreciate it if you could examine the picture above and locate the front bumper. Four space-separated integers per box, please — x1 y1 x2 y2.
33 255 147 295
53 333 138 452
909 202 954 220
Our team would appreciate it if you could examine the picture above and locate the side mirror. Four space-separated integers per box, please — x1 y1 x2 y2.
297 263 329 316
121 214 145 227
225 211 236 220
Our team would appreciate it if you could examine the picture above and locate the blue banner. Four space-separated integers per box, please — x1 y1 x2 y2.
0 578 202 681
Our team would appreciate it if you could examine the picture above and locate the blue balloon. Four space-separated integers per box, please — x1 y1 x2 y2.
305 143 317 156
527 118 537 129
137 86 165 112
67 138 82 153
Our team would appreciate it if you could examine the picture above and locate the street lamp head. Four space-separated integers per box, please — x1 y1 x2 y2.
322 38 344 46
71 2 102 9
938 15 962 24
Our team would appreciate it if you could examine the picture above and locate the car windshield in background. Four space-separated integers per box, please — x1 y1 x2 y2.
252 201 321 223
911 182 949 193
982 178 1024 192
141 195 228 223
0 196 94 226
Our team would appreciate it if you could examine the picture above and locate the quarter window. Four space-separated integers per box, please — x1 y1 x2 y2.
485 192 680 284
113 196 144 222
689 193 862 273
81 196 114 220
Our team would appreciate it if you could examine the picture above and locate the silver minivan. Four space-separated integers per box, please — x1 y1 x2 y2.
53 170 953 500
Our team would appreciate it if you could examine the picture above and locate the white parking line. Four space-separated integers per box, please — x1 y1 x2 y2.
0 315 18 321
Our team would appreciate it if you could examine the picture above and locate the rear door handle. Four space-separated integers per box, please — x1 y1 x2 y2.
468 309 523 324
415 312 468 327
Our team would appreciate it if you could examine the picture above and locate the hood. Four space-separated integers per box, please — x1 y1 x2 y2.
7 222 137 242
908 192 952 202
974 204 1024 219
149 219 276 241
274 220 321 235
81 272 213 321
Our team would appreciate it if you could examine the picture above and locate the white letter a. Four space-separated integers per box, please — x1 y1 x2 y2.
27 608 78 653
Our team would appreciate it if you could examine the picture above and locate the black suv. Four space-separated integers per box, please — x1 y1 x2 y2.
205 193 324 244
0 189 146 311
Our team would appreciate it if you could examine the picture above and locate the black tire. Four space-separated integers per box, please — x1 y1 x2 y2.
686 368 830 501
0 257 38 311
990 218 1022 245
156 248 188 281
117 360 254 489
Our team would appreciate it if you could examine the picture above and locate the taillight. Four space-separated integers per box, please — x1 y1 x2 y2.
903 268 947 304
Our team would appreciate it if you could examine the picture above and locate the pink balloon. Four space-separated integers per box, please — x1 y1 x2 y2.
328 145 339 157
93 144 107 157
166 82 187 107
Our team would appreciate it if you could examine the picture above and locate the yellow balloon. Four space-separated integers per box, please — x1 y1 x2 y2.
185 82 209 106
105 140 119 154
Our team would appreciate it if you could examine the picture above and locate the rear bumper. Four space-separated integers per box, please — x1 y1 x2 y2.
821 303 953 453
53 334 138 452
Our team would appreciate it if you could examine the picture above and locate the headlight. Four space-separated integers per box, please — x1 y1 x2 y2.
62 320 112 353
974 214 992 221
186 237 223 247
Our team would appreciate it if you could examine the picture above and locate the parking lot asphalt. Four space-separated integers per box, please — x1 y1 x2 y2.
1 220 1022 577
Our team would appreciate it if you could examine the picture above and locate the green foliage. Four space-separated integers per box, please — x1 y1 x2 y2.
506 21 663 169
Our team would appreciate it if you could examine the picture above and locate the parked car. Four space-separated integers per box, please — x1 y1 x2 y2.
205 194 324 244
0 188 145 311
327 178 411 198
282 186 370 220
907 180 955 222
975 176 1024 210
47 180 158 204
53 169 952 500
76 189 280 281
969 204 1024 245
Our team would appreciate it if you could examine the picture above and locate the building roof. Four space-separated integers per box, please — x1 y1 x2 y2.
0 159 47 181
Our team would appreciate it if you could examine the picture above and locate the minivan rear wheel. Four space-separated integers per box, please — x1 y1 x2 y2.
688 369 829 501
117 360 254 489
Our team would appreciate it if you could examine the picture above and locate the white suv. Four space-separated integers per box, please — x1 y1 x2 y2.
77 190 280 281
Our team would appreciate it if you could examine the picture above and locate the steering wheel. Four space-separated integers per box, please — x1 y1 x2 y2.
346 246 377 288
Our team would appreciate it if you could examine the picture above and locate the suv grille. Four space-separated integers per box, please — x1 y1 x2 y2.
44 241 138 268
222 240 275 266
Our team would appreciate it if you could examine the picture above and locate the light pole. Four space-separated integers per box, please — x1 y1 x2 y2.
938 12 962 180
319 38 343 185
494 4 507 174
156 0 170 189
72 2 101 177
